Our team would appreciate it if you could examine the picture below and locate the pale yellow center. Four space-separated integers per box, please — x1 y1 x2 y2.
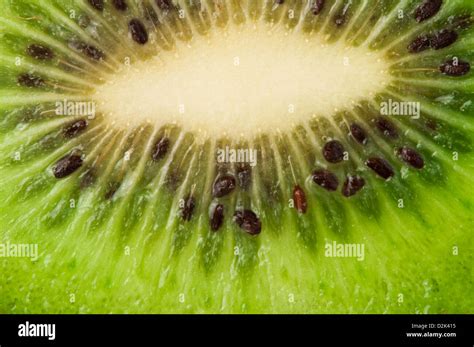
95 25 390 138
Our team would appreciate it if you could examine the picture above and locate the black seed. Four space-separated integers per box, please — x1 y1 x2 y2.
275 0 285 4
312 169 339 191
375 117 398 139
323 140 345 163
27 44 54 60
129 19 148 45
414 0 442 23
113 0 128 11
397 147 424 169
53 154 83 179
350 123 367 145
293 185 307 214
334 14 346 27
342 175 365 197
151 137 169 161
233 210 261 235
64 119 88 138
17 73 45 88
439 59 470 76
311 0 325 15
366 157 394 180
431 29 458 50
105 181 121 200
212 175 236 198
82 44 105 61
407 35 432 53
181 195 195 221
210 204 224 231
88 0 104 11
156 0 174 11
236 163 252 189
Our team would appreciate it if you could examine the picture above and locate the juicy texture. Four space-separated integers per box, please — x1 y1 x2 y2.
0 0 473 314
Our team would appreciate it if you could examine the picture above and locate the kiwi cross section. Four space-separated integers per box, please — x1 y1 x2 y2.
0 0 473 313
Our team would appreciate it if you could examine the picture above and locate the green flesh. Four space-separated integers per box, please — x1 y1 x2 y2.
0 0 473 313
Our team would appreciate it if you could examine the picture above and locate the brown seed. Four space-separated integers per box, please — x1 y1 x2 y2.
275 0 285 4
407 35 432 53
236 164 252 189
439 59 470 76
350 123 367 145
233 210 261 235
17 73 45 88
342 175 365 197
293 185 307 214
181 195 195 221
366 157 394 180
53 154 83 179
89 0 104 11
151 137 169 161
82 44 105 61
397 147 425 169
212 175 236 198
311 0 325 15
27 44 55 60
129 19 148 45
312 169 339 191
156 0 174 11
431 30 458 50
375 117 398 139
64 119 88 138
210 204 224 231
323 140 345 163
414 0 443 23
113 0 128 11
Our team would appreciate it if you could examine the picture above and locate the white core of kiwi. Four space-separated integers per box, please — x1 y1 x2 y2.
94 25 390 137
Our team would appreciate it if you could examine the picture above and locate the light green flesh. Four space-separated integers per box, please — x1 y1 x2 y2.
0 0 473 313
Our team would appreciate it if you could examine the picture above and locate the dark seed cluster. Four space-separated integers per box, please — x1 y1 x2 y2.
63 119 88 138
17 73 45 88
210 204 224 231
181 195 195 221
112 0 128 11
366 157 394 180
375 117 398 139
129 19 149 45
414 0 443 23
408 29 458 53
212 175 236 198
151 137 170 161
323 140 345 163
311 0 325 15
53 154 83 179
342 176 365 197
439 59 470 76
234 210 262 235
88 0 104 12
397 147 425 169
312 169 339 191
27 44 54 60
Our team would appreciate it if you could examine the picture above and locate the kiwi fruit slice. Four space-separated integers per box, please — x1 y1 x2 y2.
0 0 473 314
